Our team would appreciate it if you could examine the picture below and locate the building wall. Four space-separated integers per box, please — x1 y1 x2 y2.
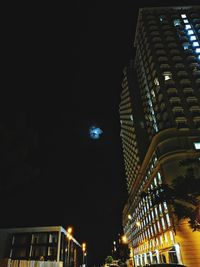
120 6 200 264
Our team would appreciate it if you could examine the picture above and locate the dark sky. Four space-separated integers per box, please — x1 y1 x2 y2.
1 0 199 266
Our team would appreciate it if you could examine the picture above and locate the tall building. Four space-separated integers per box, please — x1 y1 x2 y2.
119 6 200 267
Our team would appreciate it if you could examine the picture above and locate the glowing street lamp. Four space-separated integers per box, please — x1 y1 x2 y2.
67 227 73 267
122 235 128 244
82 243 86 266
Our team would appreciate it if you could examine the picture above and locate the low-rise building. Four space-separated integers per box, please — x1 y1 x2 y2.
0 226 81 267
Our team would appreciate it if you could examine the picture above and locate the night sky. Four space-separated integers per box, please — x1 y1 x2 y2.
1 0 199 266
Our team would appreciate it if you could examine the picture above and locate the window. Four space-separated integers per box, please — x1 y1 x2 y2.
173 19 181 26
193 41 199 47
181 14 187 18
166 213 171 226
163 71 172 80
154 78 160 86
187 30 194 35
185 24 191 30
183 19 189 23
161 217 166 230
182 42 189 50
190 35 197 41
195 48 200 53
194 142 200 149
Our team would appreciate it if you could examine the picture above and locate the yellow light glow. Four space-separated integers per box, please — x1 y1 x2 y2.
67 227 73 234
67 233 72 240
136 221 141 227
122 235 128 244
82 242 86 252
128 214 132 220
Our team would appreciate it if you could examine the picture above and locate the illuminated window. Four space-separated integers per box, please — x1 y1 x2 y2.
190 35 197 41
157 172 162 184
154 78 160 86
153 223 157 234
187 30 194 35
166 213 171 226
181 14 187 18
182 42 189 50
154 207 158 217
151 211 155 220
193 41 199 47
163 71 172 81
161 217 166 230
195 48 200 53
154 177 157 187
147 228 151 238
157 221 161 232
150 226 154 236
163 202 168 211
185 24 191 30
173 19 181 26
149 214 151 223
194 142 200 149
159 204 163 214
183 19 189 23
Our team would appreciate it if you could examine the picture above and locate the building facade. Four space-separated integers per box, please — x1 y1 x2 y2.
120 6 200 267
0 226 82 267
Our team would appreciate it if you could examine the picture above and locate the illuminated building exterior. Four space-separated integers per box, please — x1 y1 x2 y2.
120 6 200 267
0 226 82 267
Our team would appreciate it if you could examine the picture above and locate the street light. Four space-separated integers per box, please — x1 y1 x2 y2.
122 235 128 244
82 242 86 267
67 227 73 267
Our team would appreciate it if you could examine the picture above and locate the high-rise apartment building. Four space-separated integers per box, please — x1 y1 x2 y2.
119 6 200 267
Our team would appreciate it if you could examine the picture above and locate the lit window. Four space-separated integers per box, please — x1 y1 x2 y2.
159 204 163 214
183 19 189 23
193 41 199 47
154 177 157 187
169 231 174 243
190 35 197 41
161 217 166 230
157 221 161 232
163 202 168 211
154 78 160 86
198 55 200 60
163 71 172 81
173 19 181 26
187 30 194 35
182 43 189 50
166 213 171 226
153 223 157 234
154 207 158 217
181 14 187 18
195 48 200 53
185 24 191 30
149 214 151 222
157 172 162 184
151 211 155 220
194 142 200 149
150 226 154 236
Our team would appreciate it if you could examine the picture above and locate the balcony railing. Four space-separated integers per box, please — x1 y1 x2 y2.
0 259 63 267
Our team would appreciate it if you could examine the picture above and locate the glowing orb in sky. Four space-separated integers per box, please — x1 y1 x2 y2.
89 126 103 139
